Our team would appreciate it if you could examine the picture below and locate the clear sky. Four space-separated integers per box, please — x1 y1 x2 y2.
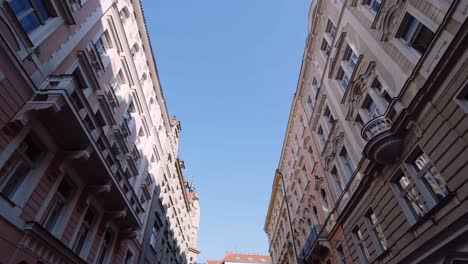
141 0 312 261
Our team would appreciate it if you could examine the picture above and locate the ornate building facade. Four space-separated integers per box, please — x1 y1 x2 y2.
265 0 467 263
0 0 200 263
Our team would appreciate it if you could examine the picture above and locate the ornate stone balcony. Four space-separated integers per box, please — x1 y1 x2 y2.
361 116 402 164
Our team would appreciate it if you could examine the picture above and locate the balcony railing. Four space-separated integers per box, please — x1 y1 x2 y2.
297 225 327 264
361 116 402 164
361 116 392 141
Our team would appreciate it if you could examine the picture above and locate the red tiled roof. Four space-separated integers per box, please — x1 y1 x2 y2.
210 253 272 264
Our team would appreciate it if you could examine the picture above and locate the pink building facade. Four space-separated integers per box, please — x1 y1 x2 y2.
0 0 199 263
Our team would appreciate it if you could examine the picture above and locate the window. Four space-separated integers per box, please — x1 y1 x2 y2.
307 96 314 113
73 207 96 255
343 45 358 70
313 206 320 225
111 70 126 93
365 208 387 252
323 106 335 129
123 250 134 264
130 43 139 58
398 13 434 54
364 0 381 13
363 95 382 119
409 151 449 201
321 189 330 211
337 67 350 91
371 77 392 104
355 114 364 128
42 177 74 232
317 126 326 146
302 166 308 186
96 229 114 264
352 226 371 263
95 30 113 61
294 136 300 154
340 147 354 178
299 116 306 134
312 77 321 98
119 6 130 23
308 147 315 167
331 167 344 194
321 39 331 58
325 19 337 39
336 244 346 264
394 172 428 218
8 0 54 34
0 133 44 199
149 219 161 248
392 148 449 223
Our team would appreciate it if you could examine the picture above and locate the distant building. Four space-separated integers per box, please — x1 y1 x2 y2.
265 0 467 263
206 252 272 264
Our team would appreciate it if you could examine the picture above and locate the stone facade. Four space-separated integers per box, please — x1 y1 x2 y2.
265 0 467 263
0 0 199 263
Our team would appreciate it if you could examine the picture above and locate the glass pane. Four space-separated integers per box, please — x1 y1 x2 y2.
9 0 32 15
372 0 381 12
398 175 426 217
19 12 41 34
413 25 434 54
422 166 449 200
402 17 419 42
2 160 31 199
45 200 64 231
32 0 50 20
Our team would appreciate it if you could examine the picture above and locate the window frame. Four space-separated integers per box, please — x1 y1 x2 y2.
351 225 371 264
396 12 435 55
41 176 76 234
390 146 449 225
364 208 388 255
0 132 45 201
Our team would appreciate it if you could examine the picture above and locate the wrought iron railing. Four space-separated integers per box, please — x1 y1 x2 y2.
297 225 326 264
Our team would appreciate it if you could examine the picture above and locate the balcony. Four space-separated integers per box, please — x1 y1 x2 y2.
361 116 402 164
297 225 328 264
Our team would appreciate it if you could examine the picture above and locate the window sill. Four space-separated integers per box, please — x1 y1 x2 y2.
390 38 421 65
29 17 63 48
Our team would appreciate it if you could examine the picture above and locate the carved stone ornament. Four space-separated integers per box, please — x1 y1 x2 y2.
374 0 406 41
324 132 345 170
345 61 377 121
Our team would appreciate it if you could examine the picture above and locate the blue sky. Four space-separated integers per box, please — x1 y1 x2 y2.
141 0 312 261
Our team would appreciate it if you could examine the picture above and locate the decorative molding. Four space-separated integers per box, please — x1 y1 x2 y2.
373 0 406 41
345 61 377 121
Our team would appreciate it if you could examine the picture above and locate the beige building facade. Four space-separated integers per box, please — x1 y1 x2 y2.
266 0 467 263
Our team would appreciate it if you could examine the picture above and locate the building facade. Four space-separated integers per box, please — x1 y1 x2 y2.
206 252 272 264
265 0 467 263
0 0 199 263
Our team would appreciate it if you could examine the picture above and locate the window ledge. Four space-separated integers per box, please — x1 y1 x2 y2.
29 17 63 48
